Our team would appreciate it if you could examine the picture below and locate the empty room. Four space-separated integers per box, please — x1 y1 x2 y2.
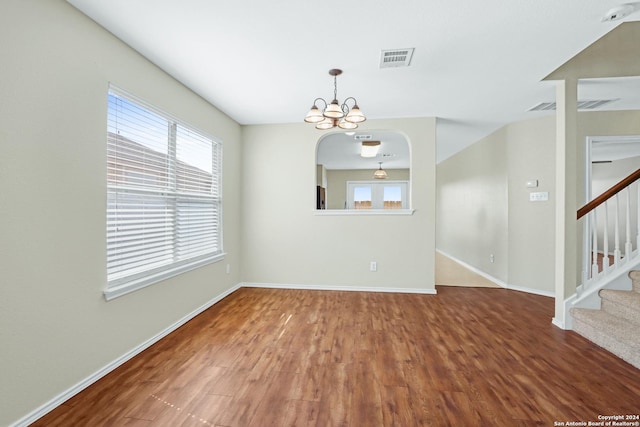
1 1 639 426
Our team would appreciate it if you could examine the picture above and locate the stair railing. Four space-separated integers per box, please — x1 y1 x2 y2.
577 168 640 294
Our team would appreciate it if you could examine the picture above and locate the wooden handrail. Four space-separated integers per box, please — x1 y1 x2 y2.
577 168 640 219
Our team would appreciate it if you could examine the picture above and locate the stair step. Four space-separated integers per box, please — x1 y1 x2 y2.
570 308 640 369
599 289 640 326
631 270 640 292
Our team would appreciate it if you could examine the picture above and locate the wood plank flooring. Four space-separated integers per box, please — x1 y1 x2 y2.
32 286 640 426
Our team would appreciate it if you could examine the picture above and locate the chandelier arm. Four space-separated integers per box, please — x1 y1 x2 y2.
342 96 358 107
341 97 359 113
312 98 328 109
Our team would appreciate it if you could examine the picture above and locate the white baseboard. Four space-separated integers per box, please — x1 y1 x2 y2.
241 282 438 295
552 317 568 330
10 283 242 427
436 249 554 298
503 283 555 298
11 281 433 426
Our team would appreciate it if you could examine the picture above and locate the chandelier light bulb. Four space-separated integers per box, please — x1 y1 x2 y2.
345 105 366 123
315 118 336 130
324 100 344 119
304 105 324 123
338 119 358 130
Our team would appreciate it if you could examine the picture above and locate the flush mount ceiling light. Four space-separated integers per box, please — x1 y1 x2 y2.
304 69 366 130
373 162 388 179
361 141 381 158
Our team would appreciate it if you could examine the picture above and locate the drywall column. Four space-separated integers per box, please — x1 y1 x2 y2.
553 78 578 329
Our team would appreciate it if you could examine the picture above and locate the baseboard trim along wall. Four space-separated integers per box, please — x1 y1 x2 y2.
241 282 438 295
506 283 554 298
11 284 242 427
436 249 555 298
16 275 549 426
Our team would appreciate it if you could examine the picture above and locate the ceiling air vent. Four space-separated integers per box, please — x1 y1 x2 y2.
380 48 414 68
528 99 619 111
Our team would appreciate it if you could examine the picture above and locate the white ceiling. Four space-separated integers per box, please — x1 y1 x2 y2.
66 0 640 163
317 131 410 170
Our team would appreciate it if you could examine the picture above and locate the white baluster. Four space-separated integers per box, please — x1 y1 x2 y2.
581 211 591 288
637 181 640 252
625 187 632 260
592 209 599 279
603 200 610 273
614 193 621 266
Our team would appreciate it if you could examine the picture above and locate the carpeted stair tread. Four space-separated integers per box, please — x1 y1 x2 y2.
571 307 640 368
631 270 640 292
600 289 640 304
571 308 640 341
599 289 640 325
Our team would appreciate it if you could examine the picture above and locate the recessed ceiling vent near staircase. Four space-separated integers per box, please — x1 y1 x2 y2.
528 99 619 111
380 48 414 68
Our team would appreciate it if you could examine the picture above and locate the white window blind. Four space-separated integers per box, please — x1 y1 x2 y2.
106 86 223 300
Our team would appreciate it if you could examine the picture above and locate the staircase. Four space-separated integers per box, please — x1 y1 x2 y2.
571 270 640 369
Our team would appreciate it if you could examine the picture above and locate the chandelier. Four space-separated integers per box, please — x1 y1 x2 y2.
304 69 366 130
373 162 388 179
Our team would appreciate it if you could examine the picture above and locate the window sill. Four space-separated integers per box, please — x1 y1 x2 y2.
104 253 226 301
314 209 415 216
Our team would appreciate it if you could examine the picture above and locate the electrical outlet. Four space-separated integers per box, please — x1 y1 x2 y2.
370 261 377 272
490 254 495 263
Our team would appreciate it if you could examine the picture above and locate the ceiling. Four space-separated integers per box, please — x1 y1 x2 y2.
592 137 640 162
317 131 410 170
66 0 640 163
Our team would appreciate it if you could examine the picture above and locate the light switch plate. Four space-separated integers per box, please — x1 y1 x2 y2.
529 191 549 202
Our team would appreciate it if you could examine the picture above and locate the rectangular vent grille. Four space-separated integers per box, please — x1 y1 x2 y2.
528 99 619 111
354 134 373 141
380 48 414 68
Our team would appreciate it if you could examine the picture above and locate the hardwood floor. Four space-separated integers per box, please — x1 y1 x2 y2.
32 287 640 426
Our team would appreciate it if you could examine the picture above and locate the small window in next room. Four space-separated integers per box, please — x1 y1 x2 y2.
105 85 223 300
346 181 408 210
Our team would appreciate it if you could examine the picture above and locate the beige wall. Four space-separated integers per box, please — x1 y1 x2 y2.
325 168 410 210
241 118 436 290
506 116 557 293
0 1 242 425
437 115 556 294
437 111 640 296
436 127 509 284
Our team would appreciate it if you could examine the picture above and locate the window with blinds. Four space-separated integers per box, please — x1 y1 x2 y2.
105 86 223 300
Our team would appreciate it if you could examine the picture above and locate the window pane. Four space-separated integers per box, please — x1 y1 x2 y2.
107 190 174 281
176 125 214 195
384 185 402 209
107 93 169 190
354 185 372 209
